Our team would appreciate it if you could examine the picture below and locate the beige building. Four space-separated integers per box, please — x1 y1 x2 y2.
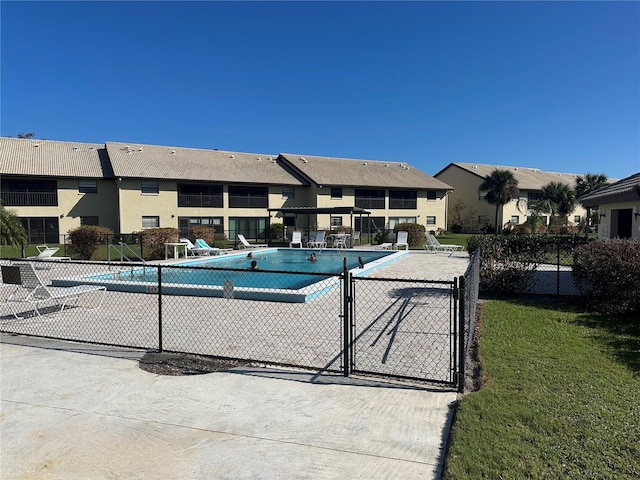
1 137 452 244
435 162 588 233
578 172 640 240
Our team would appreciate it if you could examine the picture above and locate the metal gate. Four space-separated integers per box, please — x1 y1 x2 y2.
349 275 458 387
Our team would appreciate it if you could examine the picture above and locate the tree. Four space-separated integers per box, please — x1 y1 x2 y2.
575 173 608 198
1 205 27 245
542 181 577 218
479 169 519 233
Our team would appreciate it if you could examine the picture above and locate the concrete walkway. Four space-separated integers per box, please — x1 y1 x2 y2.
1 335 458 479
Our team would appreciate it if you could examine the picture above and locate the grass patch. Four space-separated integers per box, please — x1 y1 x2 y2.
444 298 640 479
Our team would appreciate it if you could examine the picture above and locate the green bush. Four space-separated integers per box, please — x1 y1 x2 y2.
187 226 217 246
68 225 113 260
141 228 180 260
467 235 549 293
269 223 285 241
393 223 426 247
573 239 640 314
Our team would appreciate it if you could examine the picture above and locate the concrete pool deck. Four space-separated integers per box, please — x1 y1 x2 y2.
0 250 468 479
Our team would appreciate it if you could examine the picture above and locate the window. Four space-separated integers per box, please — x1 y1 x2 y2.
511 215 520 224
80 216 99 226
330 216 343 227
178 216 224 238
282 187 295 199
574 215 581 223
355 217 385 234
141 181 159 195
330 188 342 199
229 217 268 241
389 217 417 229
426 216 436 225
426 190 437 201
19 217 59 244
142 216 160 229
78 181 97 194
389 190 417 209
228 186 268 208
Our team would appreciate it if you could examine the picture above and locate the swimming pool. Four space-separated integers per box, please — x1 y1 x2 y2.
53 248 407 303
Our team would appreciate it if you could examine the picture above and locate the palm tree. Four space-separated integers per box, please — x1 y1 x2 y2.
1 205 27 245
479 169 519 233
541 181 577 222
575 173 608 198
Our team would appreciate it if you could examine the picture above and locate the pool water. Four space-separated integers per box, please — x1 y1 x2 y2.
54 248 405 302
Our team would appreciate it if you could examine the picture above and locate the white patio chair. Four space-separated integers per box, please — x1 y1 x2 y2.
180 238 212 256
307 231 327 248
26 245 71 261
424 233 464 256
394 231 409 250
289 231 303 248
1 263 106 319
237 234 268 249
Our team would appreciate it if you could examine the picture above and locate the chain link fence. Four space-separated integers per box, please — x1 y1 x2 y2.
1 255 477 390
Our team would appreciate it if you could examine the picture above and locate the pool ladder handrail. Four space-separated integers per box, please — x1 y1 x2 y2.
108 243 148 275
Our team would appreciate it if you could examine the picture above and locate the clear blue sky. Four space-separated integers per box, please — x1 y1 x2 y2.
2 1 639 179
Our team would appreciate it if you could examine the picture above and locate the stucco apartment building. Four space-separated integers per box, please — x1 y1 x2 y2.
435 162 588 233
0 137 453 244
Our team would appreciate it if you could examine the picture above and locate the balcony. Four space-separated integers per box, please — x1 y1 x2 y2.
355 198 385 210
228 195 268 209
1 191 58 206
178 193 223 208
389 198 417 209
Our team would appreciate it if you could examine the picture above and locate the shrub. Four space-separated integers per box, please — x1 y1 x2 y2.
451 223 463 234
141 228 180 260
467 235 549 293
269 223 284 241
573 239 640 314
188 226 219 246
393 223 426 247
68 225 113 260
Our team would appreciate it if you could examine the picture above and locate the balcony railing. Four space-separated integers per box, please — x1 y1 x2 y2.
389 198 417 209
178 193 223 208
355 198 385 209
1 191 58 206
228 195 268 209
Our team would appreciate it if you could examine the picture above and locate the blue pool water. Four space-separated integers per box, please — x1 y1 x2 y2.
54 248 405 302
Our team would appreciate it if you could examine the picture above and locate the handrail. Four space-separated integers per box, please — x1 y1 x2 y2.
108 243 145 263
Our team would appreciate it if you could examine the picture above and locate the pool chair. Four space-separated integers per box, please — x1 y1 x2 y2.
26 245 71 261
195 239 233 255
1 263 106 319
289 231 303 248
424 233 464 257
394 231 409 250
180 238 212 256
237 234 268 249
307 231 327 248
377 242 393 250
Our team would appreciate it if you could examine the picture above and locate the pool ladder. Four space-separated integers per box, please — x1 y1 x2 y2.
108 243 148 276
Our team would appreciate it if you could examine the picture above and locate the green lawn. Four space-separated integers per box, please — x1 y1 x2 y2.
444 298 640 479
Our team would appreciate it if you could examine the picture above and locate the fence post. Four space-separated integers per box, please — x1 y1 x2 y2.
556 240 561 295
457 276 465 393
158 266 163 352
342 258 351 377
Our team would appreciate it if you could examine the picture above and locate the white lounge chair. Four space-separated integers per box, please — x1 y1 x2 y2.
195 239 232 255
1 263 105 319
289 231 303 248
237 234 268 249
307 231 327 248
394 231 409 250
180 238 212 256
377 242 393 250
424 233 464 256
26 245 71 261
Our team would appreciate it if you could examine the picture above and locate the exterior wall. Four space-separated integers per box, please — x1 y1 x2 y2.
595 202 640 240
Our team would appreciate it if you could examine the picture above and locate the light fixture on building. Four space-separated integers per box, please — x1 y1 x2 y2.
633 205 639 220
598 209 606 218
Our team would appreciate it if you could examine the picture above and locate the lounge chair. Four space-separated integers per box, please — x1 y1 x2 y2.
289 231 303 248
424 233 464 256
26 245 71 261
377 242 393 250
237 234 268 249
307 231 327 248
194 239 233 255
180 238 213 256
394 231 409 250
1 263 105 319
